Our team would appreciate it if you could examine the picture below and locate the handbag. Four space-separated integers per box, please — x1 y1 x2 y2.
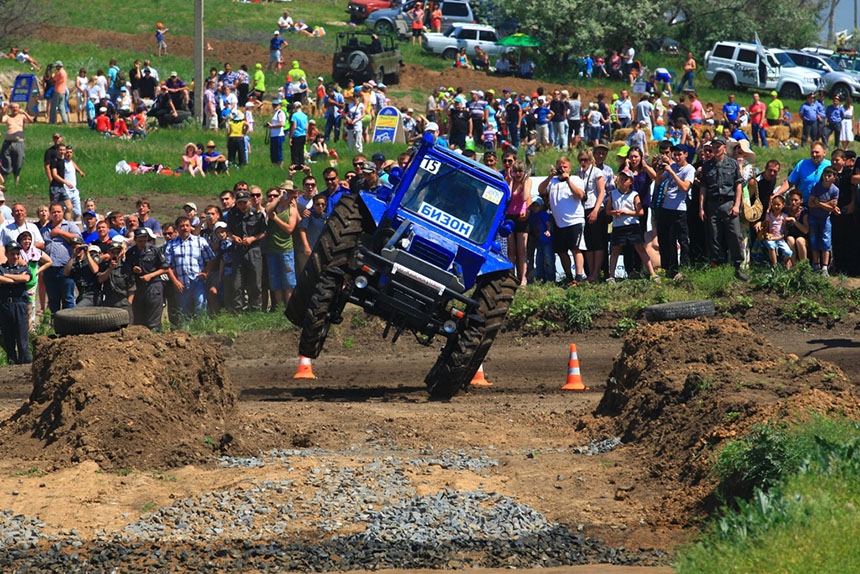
742 177 763 224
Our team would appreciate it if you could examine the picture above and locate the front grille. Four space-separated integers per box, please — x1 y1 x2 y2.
408 236 454 271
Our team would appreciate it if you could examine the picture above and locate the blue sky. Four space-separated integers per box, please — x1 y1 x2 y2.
824 2 858 40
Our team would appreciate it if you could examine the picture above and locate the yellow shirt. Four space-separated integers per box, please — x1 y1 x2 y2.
227 118 245 138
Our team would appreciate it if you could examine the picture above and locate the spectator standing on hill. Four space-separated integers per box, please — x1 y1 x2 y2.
156 23 169 56
50 61 69 125
289 102 308 170
0 102 34 185
722 94 740 127
681 52 696 91
799 93 822 146
269 31 286 72
748 92 768 148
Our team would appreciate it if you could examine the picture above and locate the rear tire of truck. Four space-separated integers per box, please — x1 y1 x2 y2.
712 73 734 92
424 270 518 400
287 194 365 358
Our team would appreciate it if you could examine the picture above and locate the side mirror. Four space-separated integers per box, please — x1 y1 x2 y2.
497 218 514 238
388 166 403 188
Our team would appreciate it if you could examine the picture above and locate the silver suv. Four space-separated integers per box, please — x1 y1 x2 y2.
365 0 474 37
704 41 820 100
785 49 860 101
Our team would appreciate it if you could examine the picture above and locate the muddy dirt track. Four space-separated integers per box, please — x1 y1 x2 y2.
0 310 855 571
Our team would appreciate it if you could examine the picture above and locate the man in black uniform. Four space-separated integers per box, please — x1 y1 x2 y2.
225 189 266 312
125 227 168 330
63 236 100 306
97 237 135 323
0 241 32 364
698 136 747 280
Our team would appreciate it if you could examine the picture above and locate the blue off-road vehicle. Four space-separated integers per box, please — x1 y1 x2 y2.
285 141 517 399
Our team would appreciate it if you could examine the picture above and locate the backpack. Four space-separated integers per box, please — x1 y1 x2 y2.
114 67 126 88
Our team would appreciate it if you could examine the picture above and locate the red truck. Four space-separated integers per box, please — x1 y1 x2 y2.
346 0 399 23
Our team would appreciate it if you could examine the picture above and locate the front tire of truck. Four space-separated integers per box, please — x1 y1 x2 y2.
424 270 518 400
286 194 365 357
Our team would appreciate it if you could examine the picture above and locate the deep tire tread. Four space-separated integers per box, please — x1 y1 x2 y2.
425 270 518 400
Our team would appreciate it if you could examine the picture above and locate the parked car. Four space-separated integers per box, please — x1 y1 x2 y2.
422 23 509 60
784 49 860 101
347 0 398 24
704 41 820 100
365 0 474 37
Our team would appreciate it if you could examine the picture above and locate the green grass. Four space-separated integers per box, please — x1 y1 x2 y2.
175 310 296 339
677 416 860 574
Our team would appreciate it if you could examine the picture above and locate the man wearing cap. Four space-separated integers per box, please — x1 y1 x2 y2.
50 60 69 124
125 227 168 330
350 160 379 194
699 136 747 280
269 30 287 72
226 108 249 167
97 236 134 322
0 241 32 364
41 202 81 312
152 84 180 127
165 71 190 110
766 90 784 129
165 216 215 323
80 210 99 243
225 189 266 312
0 102 34 185
63 235 99 307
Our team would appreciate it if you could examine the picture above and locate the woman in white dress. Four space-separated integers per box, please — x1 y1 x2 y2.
840 96 854 149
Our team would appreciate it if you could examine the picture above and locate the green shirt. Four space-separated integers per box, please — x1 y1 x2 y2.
766 98 784 121
266 206 293 254
253 69 265 93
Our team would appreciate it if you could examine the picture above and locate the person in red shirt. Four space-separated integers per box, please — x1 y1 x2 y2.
94 107 112 134
749 92 768 148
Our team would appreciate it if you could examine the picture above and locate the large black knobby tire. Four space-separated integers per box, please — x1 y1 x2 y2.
644 300 715 323
425 270 519 400
53 307 130 335
298 272 341 359
285 194 365 326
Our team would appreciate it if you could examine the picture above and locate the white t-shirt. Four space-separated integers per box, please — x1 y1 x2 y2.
548 175 586 228
661 162 696 212
0 221 41 245
578 166 604 210
269 108 286 137
64 159 77 190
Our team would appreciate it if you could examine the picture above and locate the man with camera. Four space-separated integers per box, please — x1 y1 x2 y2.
63 235 100 306
539 156 586 285
655 144 695 280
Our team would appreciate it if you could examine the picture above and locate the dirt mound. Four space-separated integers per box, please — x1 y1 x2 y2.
0 327 243 471
589 317 859 523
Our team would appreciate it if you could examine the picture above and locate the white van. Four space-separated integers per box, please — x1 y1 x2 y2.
704 41 820 99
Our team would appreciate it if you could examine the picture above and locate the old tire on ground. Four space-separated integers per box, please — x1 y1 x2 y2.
644 300 715 322
425 270 518 400
53 307 130 335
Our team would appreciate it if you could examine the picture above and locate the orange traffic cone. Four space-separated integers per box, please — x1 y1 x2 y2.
470 363 493 387
561 344 587 391
293 355 317 379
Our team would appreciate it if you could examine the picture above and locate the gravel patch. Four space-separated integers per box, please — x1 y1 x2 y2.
0 449 666 571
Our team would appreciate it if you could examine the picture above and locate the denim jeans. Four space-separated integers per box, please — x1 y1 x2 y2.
43 266 76 313
51 90 69 124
